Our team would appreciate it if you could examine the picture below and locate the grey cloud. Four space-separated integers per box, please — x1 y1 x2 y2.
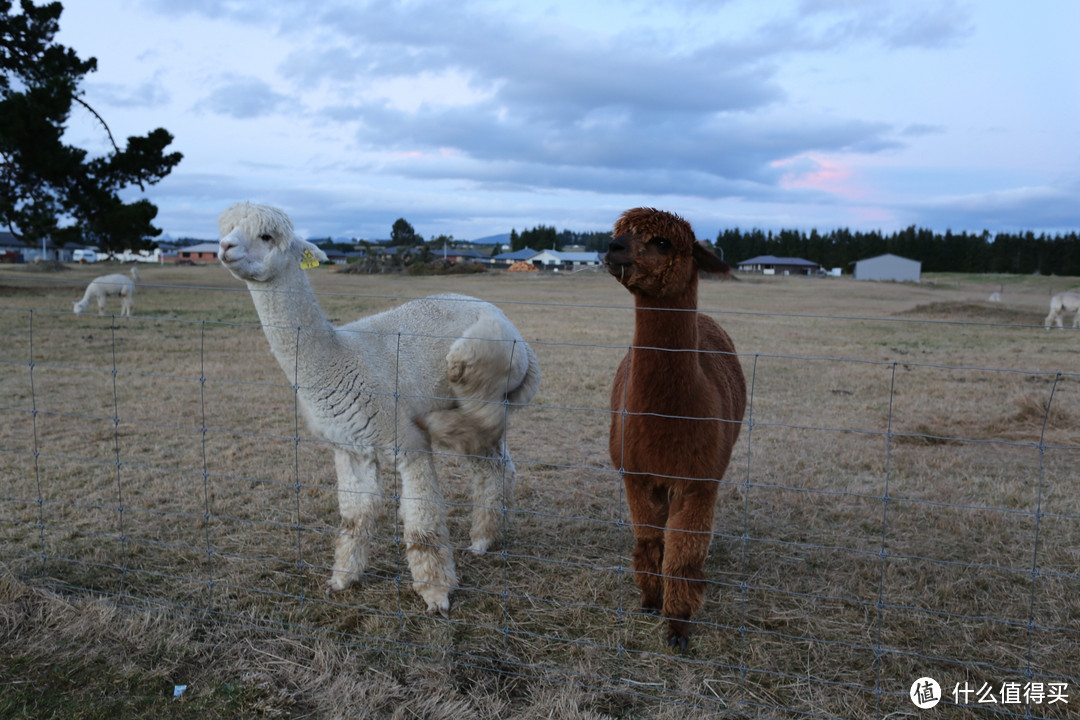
777 0 974 52
88 80 170 108
900 123 944 137
146 0 977 234
349 98 897 193
881 3 974 49
202 77 290 119
909 183 1080 233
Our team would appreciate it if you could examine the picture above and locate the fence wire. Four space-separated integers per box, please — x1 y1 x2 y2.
1 278 1078 718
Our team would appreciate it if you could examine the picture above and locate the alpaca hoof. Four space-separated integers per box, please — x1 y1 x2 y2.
468 538 493 555
667 618 691 651
326 572 359 594
424 597 450 618
667 633 689 651
416 584 452 618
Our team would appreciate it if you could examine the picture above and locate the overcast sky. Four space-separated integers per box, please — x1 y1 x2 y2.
53 0 1080 242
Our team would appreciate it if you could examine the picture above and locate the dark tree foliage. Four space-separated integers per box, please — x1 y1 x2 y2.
520 224 558 251
559 229 611 253
508 225 613 253
390 217 422 245
715 225 1080 276
0 0 181 252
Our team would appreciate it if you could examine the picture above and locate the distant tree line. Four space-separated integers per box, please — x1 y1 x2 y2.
283 217 1079 277
714 226 1080 276
509 225 614 253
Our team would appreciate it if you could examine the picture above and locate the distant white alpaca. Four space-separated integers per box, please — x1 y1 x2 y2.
1044 291 1080 329
72 266 139 316
218 202 540 615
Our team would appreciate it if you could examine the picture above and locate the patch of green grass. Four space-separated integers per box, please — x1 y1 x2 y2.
0 652 273 719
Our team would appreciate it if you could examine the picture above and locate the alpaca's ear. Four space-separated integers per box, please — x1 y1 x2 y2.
292 236 329 266
693 242 731 278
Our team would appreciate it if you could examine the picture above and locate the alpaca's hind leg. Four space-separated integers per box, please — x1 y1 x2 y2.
399 451 456 616
327 448 383 593
625 478 670 614
661 482 718 650
466 438 514 554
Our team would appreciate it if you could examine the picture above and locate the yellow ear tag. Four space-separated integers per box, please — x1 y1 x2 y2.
300 249 320 269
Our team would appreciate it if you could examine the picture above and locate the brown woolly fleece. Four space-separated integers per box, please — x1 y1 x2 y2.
606 207 747 650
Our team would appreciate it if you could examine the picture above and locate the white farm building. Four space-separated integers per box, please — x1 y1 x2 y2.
853 253 921 282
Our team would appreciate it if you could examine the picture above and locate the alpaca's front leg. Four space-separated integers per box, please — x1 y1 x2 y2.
467 438 514 554
399 451 456 615
625 477 670 613
661 482 718 650
327 448 382 593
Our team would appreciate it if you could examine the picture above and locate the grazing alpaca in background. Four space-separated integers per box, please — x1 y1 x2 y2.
218 202 540 616
1044 291 1080 329
606 207 747 650
72 267 138 316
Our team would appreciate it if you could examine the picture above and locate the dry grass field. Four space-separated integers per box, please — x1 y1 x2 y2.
1 261 1077 719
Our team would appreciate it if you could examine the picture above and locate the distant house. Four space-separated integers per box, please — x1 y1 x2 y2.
529 249 603 270
172 242 220 263
854 253 921 282
0 232 25 262
430 247 489 264
0 232 90 263
737 255 821 276
489 247 538 268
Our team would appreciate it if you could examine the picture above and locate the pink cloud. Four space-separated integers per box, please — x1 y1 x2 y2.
774 154 868 200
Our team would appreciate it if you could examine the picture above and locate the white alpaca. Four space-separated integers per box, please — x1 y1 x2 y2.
1044 291 1080 329
72 267 138 316
218 202 540 615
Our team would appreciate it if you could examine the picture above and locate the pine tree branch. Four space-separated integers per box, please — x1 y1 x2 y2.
73 95 147 191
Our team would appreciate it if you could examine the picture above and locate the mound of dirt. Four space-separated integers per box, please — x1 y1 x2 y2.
895 393 1075 447
896 301 1039 324
25 260 69 272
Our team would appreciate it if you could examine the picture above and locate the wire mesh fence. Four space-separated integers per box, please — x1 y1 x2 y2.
1 268 1078 718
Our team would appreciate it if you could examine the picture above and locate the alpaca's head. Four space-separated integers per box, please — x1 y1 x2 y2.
72 298 88 315
218 202 328 283
605 207 730 299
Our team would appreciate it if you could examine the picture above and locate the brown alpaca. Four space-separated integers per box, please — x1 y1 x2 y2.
606 207 747 650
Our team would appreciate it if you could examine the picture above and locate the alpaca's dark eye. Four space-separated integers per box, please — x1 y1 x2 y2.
650 236 672 252
259 233 273 242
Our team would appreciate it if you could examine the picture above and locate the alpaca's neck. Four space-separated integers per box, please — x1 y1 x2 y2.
624 288 703 411
631 285 700 354
246 268 339 383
